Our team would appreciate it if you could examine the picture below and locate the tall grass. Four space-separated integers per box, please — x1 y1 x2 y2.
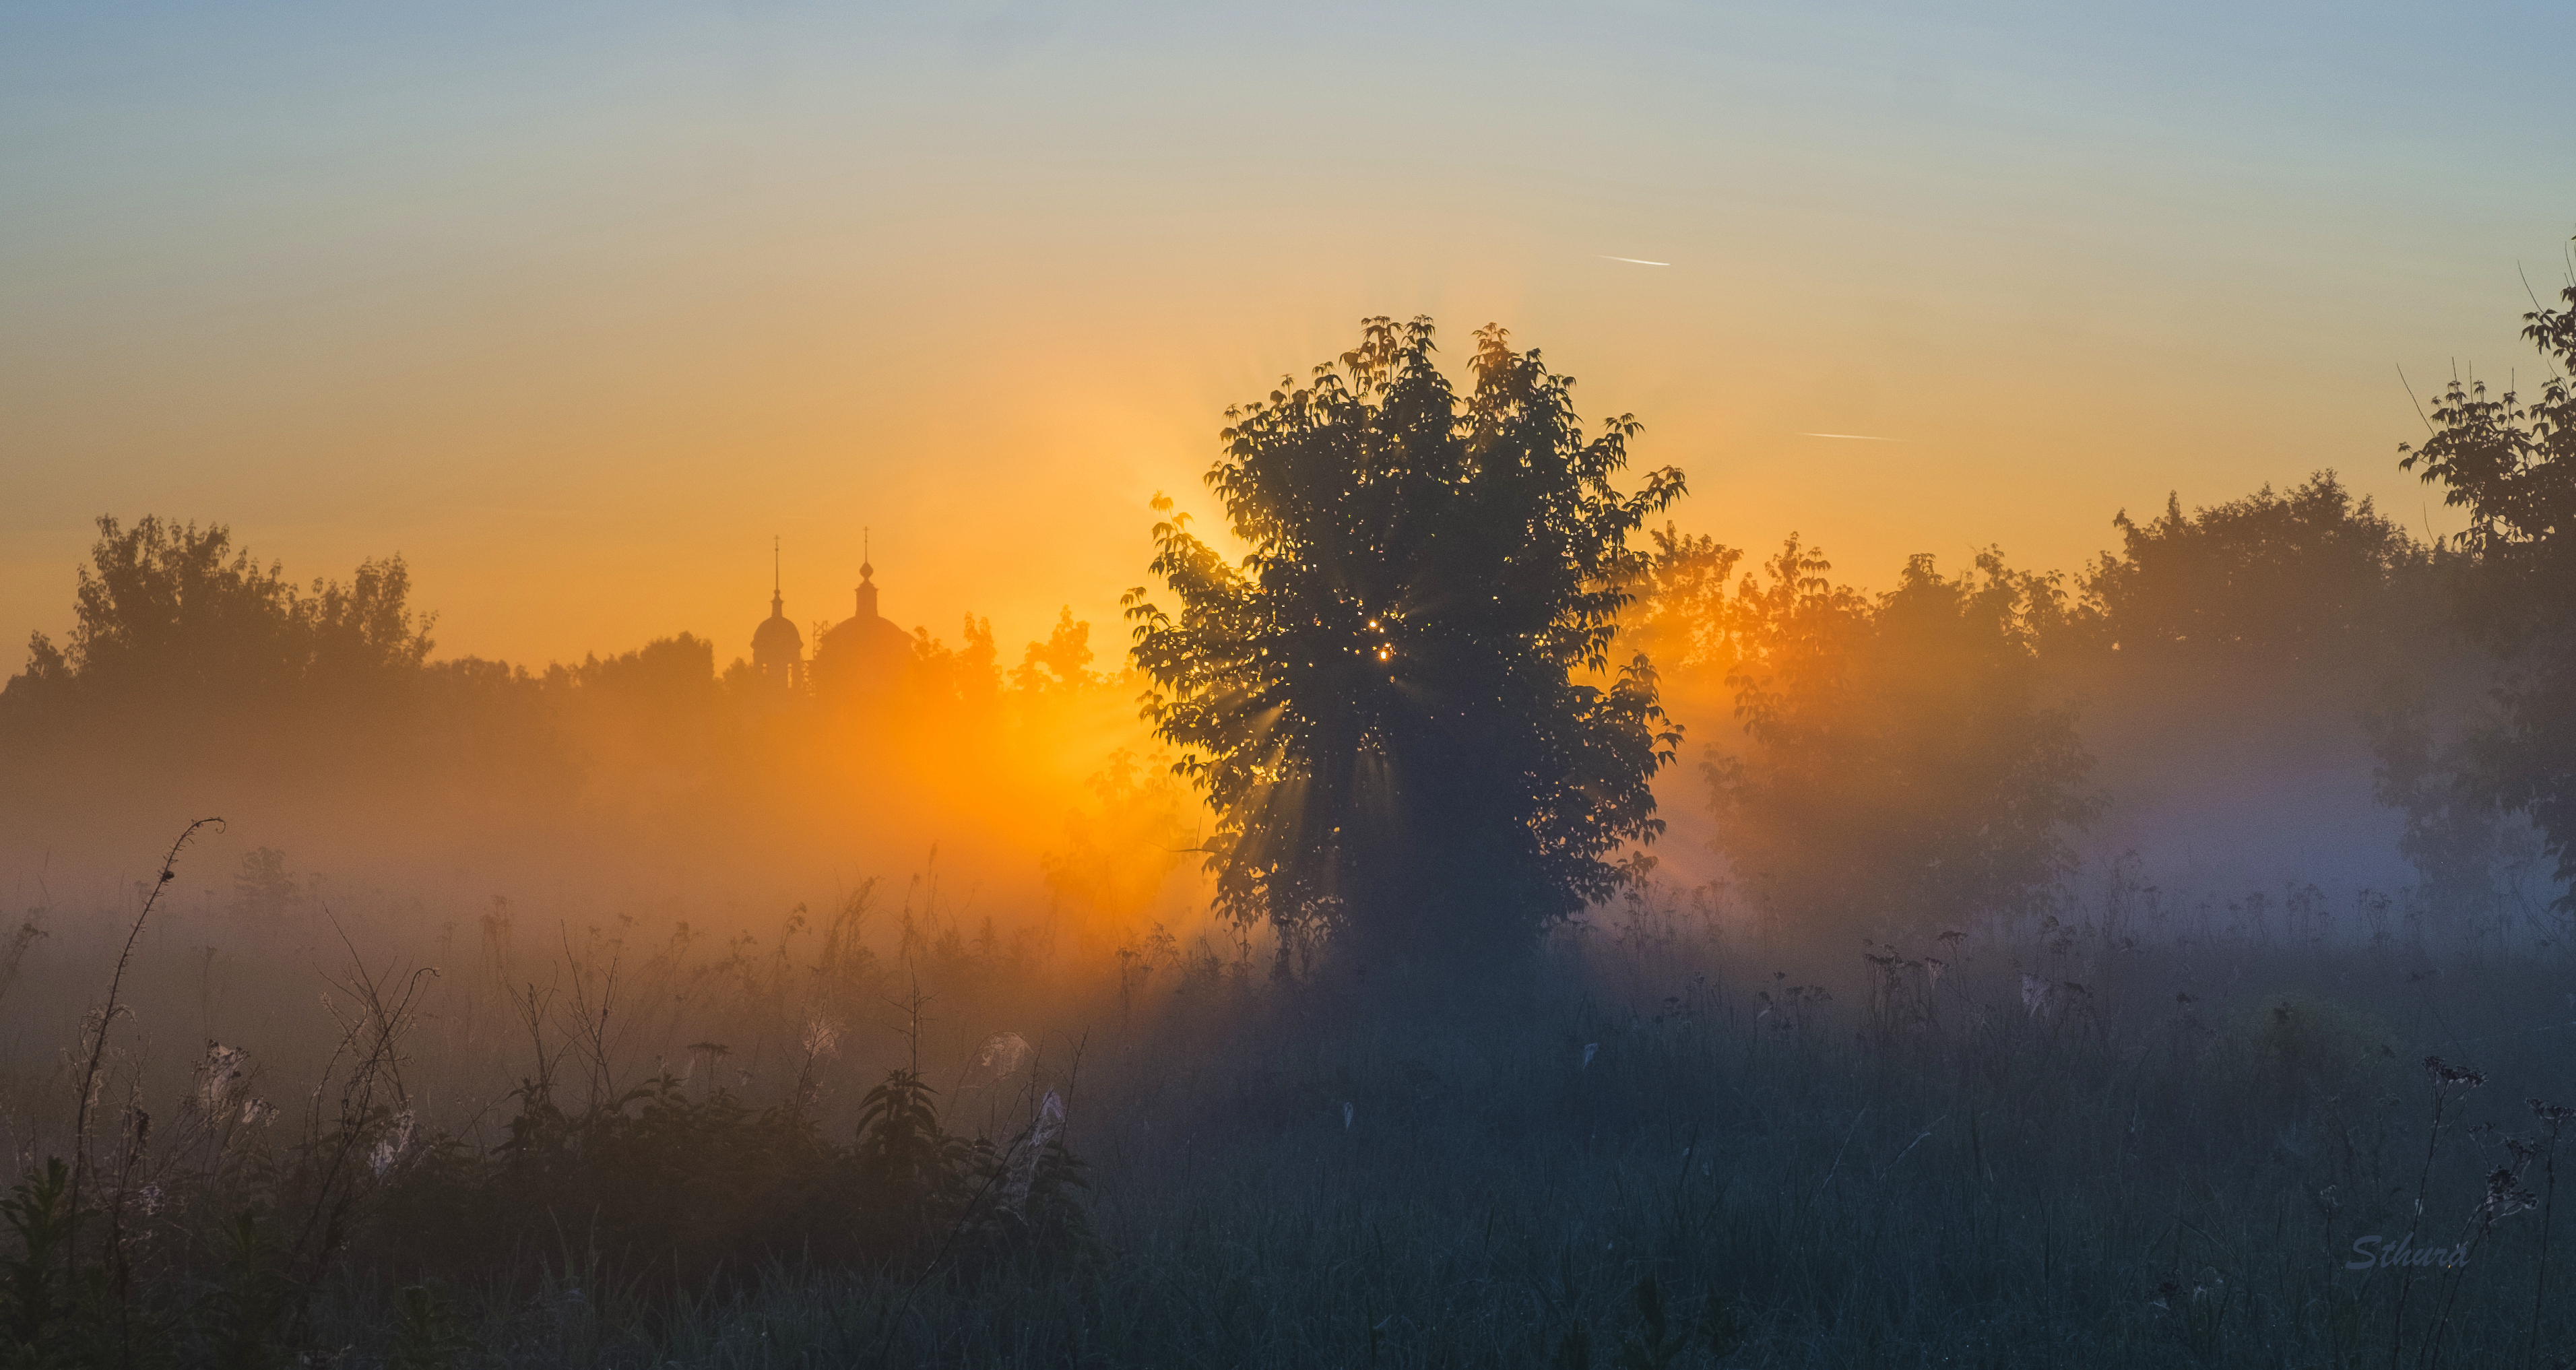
3 839 2573 1367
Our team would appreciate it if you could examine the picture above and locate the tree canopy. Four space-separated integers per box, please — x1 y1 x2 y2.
1124 317 1686 963
1668 535 2101 938
2399 238 2576 909
2071 472 2435 665
4 515 433 717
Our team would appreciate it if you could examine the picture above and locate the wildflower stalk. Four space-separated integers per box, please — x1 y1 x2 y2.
2424 1160 2536 1370
2531 1100 2572 1370
67 817 220 1276
2395 1057 2484 1369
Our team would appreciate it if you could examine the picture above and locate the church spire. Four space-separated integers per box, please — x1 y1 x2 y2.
750 534 806 690
854 527 881 622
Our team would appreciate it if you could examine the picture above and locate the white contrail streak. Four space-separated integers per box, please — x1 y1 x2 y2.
1799 432 1898 441
1598 255 1670 266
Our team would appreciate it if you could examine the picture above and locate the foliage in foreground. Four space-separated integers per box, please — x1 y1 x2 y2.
1 1040 1091 1367
11 866 2576 1368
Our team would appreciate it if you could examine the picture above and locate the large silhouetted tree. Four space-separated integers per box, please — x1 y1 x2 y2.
1124 318 1687 965
2399 238 2576 913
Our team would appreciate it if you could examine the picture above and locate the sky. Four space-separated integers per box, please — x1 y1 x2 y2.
4 0 2572 671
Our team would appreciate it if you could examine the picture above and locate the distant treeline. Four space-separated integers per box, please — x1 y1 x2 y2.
1621 470 2512 938
0 513 1112 749
0 515 1188 928
4 465 2538 941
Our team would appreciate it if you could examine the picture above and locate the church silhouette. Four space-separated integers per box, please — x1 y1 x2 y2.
750 535 910 698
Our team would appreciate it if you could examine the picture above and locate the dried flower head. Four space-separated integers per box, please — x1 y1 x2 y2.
198 1043 249 1115
369 1108 416 1180
1004 1089 1068 1213
2424 1057 2487 1090
977 1032 1033 1077
801 1016 840 1059
2480 1166 2540 1225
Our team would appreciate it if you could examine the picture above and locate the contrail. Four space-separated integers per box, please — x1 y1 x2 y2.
1799 432 1898 441
1598 255 1670 266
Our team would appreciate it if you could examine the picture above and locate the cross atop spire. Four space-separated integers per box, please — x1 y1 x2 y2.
860 526 874 583
749 535 806 692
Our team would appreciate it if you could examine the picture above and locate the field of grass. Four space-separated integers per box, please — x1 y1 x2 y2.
5 854 2574 1368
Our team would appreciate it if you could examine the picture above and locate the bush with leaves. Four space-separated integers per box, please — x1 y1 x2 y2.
3 1159 125 1370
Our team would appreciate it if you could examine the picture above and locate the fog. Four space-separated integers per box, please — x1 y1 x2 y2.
3 402 2570 1368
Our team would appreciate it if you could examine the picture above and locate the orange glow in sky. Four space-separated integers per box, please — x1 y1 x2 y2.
5 3 2568 672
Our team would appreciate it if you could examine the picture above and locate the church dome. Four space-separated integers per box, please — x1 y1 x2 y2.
816 611 910 663
750 540 806 688
752 610 803 660
812 557 913 699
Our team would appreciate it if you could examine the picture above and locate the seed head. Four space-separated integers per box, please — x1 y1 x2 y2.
369 1109 416 1180
198 1043 249 1114
801 1016 840 1059
2424 1056 2486 1089
2480 1166 2540 1225
977 1032 1033 1077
